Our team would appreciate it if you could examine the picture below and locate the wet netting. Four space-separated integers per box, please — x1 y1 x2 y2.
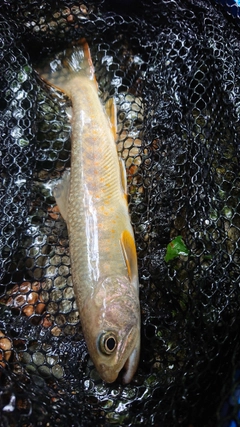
0 0 240 426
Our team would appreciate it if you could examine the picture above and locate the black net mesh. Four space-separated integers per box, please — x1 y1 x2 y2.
0 0 240 426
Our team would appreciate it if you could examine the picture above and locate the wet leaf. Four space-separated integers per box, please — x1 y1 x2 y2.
164 236 190 262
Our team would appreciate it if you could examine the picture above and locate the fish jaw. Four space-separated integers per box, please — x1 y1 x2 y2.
80 275 141 384
121 339 140 385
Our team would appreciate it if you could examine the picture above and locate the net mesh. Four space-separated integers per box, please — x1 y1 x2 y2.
0 0 240 426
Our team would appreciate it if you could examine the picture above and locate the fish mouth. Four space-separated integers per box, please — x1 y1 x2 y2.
117 326 140 384
118 325 140 384
99 344 140 384
120 344 140 385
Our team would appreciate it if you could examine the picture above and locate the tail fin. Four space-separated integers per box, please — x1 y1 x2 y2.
37 39 97 95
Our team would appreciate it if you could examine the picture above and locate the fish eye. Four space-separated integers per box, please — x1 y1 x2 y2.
99 332 118 355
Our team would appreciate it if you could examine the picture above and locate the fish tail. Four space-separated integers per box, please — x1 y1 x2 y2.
64 38 95 80
77 38 95 78
38 38 97 95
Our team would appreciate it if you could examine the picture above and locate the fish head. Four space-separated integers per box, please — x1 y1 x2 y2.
81 275 140 384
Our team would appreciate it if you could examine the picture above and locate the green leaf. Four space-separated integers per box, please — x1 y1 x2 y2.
164 236 190 262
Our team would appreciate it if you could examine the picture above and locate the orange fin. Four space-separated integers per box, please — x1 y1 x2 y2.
105 98 117 141
120 230 139 290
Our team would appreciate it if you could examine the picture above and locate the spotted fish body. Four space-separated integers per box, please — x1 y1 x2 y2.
39 41 140 383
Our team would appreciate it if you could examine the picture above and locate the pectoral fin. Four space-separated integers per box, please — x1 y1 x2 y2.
120 230 139 290
53 170 70 221
105 98 117 141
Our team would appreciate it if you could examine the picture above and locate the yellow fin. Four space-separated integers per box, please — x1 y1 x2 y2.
53 170 70 221
119 157 128 198
105 98 117 141
120 230 139 290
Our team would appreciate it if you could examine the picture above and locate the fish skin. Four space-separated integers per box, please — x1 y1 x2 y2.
39 42 141 383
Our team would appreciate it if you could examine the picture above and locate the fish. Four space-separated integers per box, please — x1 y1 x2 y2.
38 40 141 384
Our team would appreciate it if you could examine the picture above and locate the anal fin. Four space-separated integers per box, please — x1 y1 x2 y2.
53 170 70 221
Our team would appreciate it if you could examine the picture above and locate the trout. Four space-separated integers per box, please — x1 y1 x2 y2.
39 41 140 384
